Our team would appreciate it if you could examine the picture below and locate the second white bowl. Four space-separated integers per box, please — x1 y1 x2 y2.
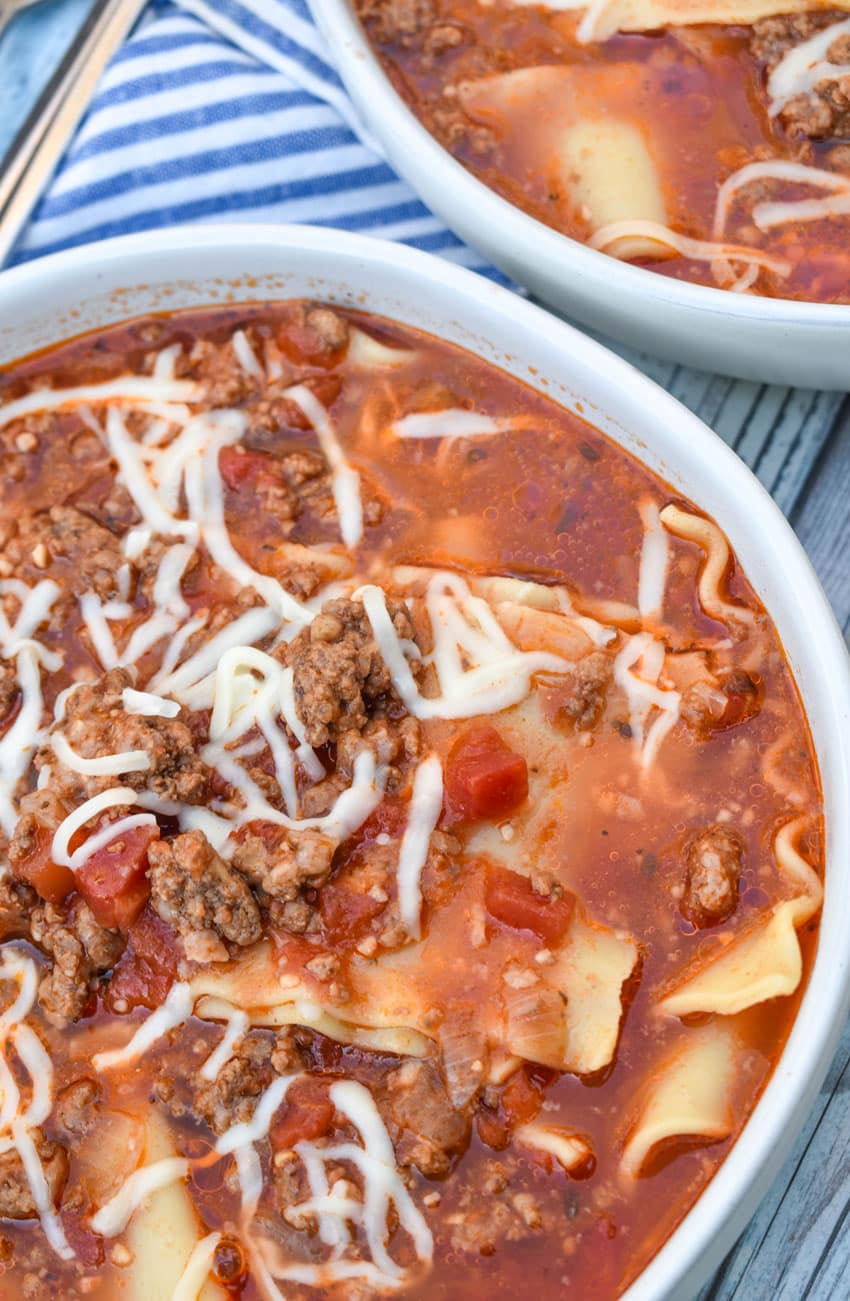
307 0 850 388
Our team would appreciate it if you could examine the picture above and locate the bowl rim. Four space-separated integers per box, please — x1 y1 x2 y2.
1 223 849 1301
307 0 850 328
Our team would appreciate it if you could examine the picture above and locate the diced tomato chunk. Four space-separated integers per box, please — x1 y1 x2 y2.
219 445 271 490
500 1066 545 1129
105 906 181 1011
445 727 528 822
485 864 575 946
477 1067 545 1150
270 1077 335 1150
76 825 158 931
320 881 384 946
13 823 75 904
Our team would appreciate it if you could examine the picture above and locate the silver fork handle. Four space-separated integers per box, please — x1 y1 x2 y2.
0 0 147 268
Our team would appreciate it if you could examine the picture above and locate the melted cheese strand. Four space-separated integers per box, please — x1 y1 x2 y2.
714 160 850 236
393 409 527 439
613 633 680 770
51 731 151 777
0 578 60 651
637 501 669 620
284 385 363 549
91 1157 190 1236
71 813 159 871
397 755 443 938
202 745 384 845
327 1080 433 1278
296 1142 350 1249
232 330 264 379
151 607 280 704
12 1122 74 1259
0 1051 20 1130
360 575 569 719
187 413 312 624
107 407 194 539
200 1006 249 1082
0 949 38 1030
92 982 194 1071
173 1231 223 1301
216 1074 298 1157
12 1025 53 1127
153 543 195 620
79 593 119 670
51 786 138 867
122 687 180 718
768 18 850 115
0 953 72 1260
0 375 201 429
0 647 49 835
589 219 792 283
153 344 182 380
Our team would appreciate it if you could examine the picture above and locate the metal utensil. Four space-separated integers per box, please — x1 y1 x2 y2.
0 0 146 267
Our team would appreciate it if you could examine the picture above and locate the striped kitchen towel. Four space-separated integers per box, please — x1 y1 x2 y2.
15 0 506 280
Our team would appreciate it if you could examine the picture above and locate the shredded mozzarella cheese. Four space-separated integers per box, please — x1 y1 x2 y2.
284 385 364 549
173 1232 223 1301
392 409 528 439
50 731 151 777
714 159 850 236
359 573 569 719
637 501 669 620
0 374 202 430
232 329 264 379
93 983 194 1071
0 953 73 1260
589 219 792 285
768 17 850 115
216 1075 298 1158
91 1158 190 1237
200 1006 249 1082
397 755 443 938
121 687 180 718
613 633 680 770
51 786 146 868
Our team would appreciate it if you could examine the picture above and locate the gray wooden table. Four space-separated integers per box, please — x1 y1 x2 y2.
2 7 849 1296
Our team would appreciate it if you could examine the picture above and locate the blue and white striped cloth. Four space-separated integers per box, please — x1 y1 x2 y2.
15 0 504 279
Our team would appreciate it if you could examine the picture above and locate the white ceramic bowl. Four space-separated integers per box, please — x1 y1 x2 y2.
1 225 848 1298
307 0 850 389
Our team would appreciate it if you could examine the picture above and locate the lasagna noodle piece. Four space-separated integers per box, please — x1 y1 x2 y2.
106 1110 226 1300
621 1022 737 1177
190 904 638 1079
660 818 822 1017
546 0 850 39
458 65 675 259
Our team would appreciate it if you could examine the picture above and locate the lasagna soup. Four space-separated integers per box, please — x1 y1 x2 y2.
355 0 850 301
0 302 822 1298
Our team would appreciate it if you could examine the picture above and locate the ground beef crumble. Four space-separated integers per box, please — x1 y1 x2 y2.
0 662 17 719
230 824 336 924
29 900 123 1023
681 825 743 928
0 506 125 598
42 667 210 804
0 1132 67 1219
284 596 416 747
751 13 850 139
382 1060 471 1177
147 830 262 952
